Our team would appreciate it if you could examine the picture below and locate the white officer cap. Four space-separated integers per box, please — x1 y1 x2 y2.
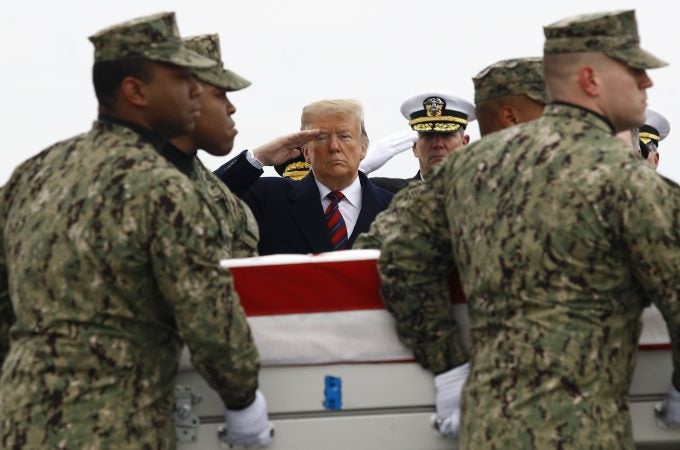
400 91 476 133
640 108 671 148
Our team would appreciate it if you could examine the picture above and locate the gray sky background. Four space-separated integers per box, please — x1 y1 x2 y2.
1 0 677 185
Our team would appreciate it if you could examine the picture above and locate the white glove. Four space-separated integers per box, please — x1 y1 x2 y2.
433 363 470 438
655 384 680 428
359 130 418 174
220 390 273 447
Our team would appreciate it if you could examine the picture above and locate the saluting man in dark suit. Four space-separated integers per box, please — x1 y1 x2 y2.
369 92 476 193
214 99 393 255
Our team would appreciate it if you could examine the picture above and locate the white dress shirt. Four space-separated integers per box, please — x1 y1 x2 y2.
245 149 265 169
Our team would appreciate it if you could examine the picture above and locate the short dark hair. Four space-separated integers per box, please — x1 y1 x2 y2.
92 58 152 109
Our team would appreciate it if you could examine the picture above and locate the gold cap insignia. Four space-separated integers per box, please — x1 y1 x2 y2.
424 97 445 117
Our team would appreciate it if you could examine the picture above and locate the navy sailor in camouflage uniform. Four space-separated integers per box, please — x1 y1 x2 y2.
0 13 271 449
170 33 262 261
355 57 550 252
378 10 680 449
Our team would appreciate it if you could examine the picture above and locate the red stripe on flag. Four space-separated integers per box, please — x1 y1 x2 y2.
229 258 468 316
639 343 672 350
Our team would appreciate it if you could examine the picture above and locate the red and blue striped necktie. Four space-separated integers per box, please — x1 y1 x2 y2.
325 191 348 250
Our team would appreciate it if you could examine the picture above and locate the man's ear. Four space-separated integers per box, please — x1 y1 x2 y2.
578 66 600 97
463 134 470 144
499 105 518 128
302 145 311 163
120 76 149 107
412 142 418 157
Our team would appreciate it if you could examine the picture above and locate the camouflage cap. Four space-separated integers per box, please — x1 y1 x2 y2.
183 34 251 91
89 12 215 69
543 10 667 69
473 57 548 104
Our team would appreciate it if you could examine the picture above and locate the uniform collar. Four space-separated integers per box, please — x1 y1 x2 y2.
546 101 615 135
97 113 195 178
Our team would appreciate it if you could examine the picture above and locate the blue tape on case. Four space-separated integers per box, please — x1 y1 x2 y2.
324 375 342 410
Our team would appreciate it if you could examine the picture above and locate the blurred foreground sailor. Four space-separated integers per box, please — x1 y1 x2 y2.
0 13 269 449
173 33 275 446
378 10 679 449
355 57 549 437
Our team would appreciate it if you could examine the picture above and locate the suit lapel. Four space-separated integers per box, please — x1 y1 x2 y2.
288 174 333 253
349 173 379 245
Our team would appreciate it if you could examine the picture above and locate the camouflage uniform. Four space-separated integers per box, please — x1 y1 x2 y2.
192 158 260 258
0 193 11 370
354 180 423 250
0 13 261 450
183 33 259 259
379 11 675 449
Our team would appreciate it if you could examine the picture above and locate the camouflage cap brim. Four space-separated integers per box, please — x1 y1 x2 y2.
526 91 549 105
193 66 251 91
543 10 667 71
144 45 216 69
608 46 668 70
90 12 217 68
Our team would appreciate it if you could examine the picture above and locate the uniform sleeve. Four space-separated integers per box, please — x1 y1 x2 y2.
354 182 421 250
230 198 260 258
620 167 680 389
378 175 468 374
147 177 260 409
353 208 390 250
0 185 14 369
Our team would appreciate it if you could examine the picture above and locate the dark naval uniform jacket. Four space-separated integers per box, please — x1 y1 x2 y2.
369 172 422 194
215 150 393 255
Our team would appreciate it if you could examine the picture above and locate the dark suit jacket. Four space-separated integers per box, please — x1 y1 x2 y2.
369 172 422 194
214 150 393 255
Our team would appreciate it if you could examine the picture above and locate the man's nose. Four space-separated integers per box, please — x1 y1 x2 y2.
328 135 341 150
189 77 203 98
431 135 447 147
639 71 653 90
225 98 236 115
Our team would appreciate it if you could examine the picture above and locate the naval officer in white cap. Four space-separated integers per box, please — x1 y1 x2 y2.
368 91 476 193
639 107 671 169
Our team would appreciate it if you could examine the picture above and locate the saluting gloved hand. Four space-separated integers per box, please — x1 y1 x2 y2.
655 384 680 428
220 390 273 447
359 130 418 174
433 362 470 438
